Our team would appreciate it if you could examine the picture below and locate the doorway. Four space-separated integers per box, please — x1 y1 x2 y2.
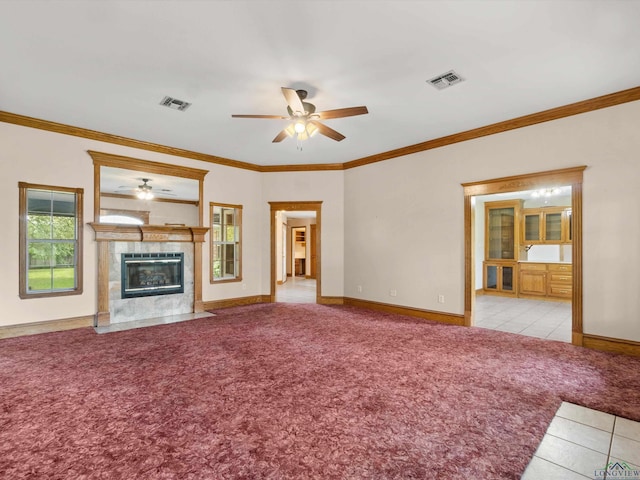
473 188 572 342
462 166 585 346
269 201 322 303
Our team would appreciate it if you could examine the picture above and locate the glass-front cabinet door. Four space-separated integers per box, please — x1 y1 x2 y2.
485 264 498 291
544 212 563 242
522 212 542 243
501 265 515 292
521 207 572 245
483 262 517 295
486 201 519 261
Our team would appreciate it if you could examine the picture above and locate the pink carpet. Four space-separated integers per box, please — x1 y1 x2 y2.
1 303 640 479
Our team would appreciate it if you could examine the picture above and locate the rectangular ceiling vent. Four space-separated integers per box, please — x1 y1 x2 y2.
159 96 191 112
428 70 464 90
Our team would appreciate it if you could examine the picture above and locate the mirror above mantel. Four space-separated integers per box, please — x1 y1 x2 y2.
89 150 209 228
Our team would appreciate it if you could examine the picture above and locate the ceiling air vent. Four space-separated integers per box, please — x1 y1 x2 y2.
427 70 464 90
159 96 191 112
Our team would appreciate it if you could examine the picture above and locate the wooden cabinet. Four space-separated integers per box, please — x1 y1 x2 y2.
483 201 520 296
519 263 547 296
485 200 521 261
547 263 572 299
517 262 572 300
484 262 517 296
521 207 572 244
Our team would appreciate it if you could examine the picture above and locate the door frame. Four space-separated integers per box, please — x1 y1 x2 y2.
269 201 322 303
462 166 586 346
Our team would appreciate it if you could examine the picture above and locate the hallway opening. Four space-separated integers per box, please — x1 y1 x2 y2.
269 201 322 303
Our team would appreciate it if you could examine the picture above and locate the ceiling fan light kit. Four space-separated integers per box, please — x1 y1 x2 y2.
136 178 154 200
232 87 368 147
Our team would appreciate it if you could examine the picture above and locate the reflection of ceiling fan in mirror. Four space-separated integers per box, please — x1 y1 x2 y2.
232 87 368 144
116 178 176 200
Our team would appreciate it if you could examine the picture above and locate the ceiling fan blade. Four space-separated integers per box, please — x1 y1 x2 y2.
231 114 289 119
282 87 305 115
272 129 290 143
317 106 369 120
309 121 346 142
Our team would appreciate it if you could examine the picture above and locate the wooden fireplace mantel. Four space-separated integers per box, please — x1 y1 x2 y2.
89 223 209 243
89 223 210 327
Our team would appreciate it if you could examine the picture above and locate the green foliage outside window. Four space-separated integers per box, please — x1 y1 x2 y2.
23 187 79 294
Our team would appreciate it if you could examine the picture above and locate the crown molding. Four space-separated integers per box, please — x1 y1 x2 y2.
2 85 639 173
343 86 640 170
0 110 261 172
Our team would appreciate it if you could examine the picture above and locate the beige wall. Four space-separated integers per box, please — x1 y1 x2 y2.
344 100 640 342
0 122 264 325
2 98 639 342
261 171 345 297
201 163 262 301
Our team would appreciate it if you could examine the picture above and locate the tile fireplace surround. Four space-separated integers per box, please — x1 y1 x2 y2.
110 242 192 323
89 224 209 327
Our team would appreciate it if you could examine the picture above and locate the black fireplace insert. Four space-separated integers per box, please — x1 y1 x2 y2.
121 252 184 298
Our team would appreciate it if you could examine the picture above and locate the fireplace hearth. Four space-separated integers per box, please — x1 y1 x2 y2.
121 252 184 298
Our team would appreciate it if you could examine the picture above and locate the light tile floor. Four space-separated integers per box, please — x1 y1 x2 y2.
474 295 572 343
522 402 640 479
276 276 317 303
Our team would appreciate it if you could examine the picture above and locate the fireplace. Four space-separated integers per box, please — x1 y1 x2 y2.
121 252 184 298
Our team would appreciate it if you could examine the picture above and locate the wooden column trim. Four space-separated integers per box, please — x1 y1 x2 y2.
96 242 110 327
571 180 583 340
193 242 204 313
463 192 473 327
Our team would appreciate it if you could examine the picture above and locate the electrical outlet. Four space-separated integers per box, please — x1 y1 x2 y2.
357 285 362 293
390 289 397 297
438 294 445 304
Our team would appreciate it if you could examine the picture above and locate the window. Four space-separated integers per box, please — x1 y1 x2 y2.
19 182 83 298
210 203 242 282
99 208 149 225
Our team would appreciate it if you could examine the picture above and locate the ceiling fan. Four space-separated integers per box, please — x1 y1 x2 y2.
232 87 368 143
135 179 154 200
115 178 176 200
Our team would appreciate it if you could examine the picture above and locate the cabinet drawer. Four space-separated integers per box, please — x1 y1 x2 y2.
548 264 572 273
519 263 547 271
549 273 572 283
549 283 572 298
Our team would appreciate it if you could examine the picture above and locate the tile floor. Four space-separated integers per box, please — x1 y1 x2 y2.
474 294 572 343
522 402 640 479
275 276 317 303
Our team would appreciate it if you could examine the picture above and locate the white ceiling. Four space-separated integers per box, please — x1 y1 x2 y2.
2 1 639 168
